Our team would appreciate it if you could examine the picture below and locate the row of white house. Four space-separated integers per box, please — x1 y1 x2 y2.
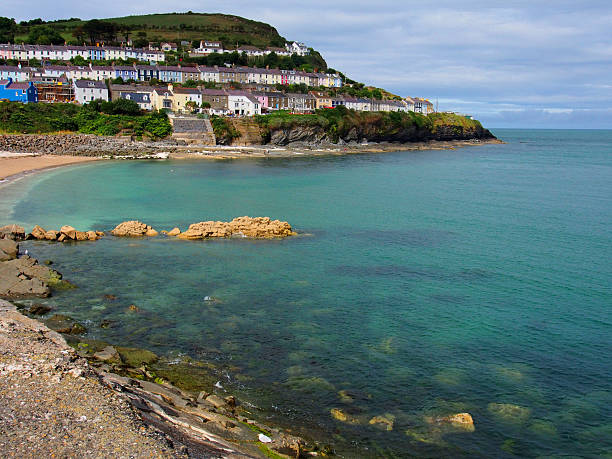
191 40 309 57
0 43 165 63
0 63 343 88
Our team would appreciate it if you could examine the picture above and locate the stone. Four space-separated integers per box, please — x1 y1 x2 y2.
0 224 26 240
166 227 181 237
29 303 52 315
75 231 89 241
205 394 228 409
0 239 18 261
45 314 87 335
427 413 475 432
94 346 121 363
488 403 531 423
44 230 59 241
116 347 158 367
30 225 47 240
60 225 77 240
369 413 395 431
95 231 105 237
127 304 139 312
224 395 236 408
57 234 66 242
103 294 117 301
197 391 210 403
111 221 158 237
86 231 98 241
330 408 360 424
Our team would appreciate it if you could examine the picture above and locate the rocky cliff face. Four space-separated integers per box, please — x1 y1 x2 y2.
260 120 495 146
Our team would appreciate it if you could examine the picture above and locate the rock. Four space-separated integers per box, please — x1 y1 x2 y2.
45 314 87 335
30 225 47 240
111 221 158 237
44 230 58 241
100 319 114 329
178 216 295 240
95 231 105 237
369 413 395 431
60 225 77 240
330 408 360 424
29 303 52 315
75 231 89 241
488 403 531 423
94 346 121 363
127 304 139 312
0 239 18 261
224 395 236 408
57 234 66 242
86 231 98 241
0 257 52 298
166 227 181 237
103 294 117 301
0 224 25 240
427 413 475 432
205 394 228 409
197 391 210 403
116 347 158 367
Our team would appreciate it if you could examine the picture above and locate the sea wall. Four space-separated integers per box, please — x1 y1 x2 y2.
0 134 179 156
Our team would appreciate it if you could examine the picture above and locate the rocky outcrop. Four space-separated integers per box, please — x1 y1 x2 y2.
177 216 296 240
0 224 26 241
25 225 103 242
111 221 158 237
0 256 52 298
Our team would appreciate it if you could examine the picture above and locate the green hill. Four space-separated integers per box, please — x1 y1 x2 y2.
13 12 288 49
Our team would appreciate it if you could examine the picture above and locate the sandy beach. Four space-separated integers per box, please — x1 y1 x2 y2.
0 153 101 181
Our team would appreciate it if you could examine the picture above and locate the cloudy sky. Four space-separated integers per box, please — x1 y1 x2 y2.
3 1 612 128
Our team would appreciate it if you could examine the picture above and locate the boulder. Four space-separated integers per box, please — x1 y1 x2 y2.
167 227 181 237
44 314 87 335
95 231 105 237
30 225 47 240
205 394 228 409
60 225 77 240
0 239 18 261
0 224 26 240
427 413 475 432
29 303 52 315
111 221 158 237
330 408 361 424
93 346 121 364
0 256 51 298
488 403 531 423
75 231 89 241
86 231 98 241
44 230 59 241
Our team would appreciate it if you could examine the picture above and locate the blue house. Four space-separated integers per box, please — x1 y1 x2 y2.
0 78 38 103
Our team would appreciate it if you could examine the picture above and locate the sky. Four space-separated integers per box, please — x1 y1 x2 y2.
2 1 612 128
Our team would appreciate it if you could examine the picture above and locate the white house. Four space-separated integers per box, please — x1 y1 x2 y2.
195 41 224 55
285 42 309 56
226 90 261 116
73 79 109 104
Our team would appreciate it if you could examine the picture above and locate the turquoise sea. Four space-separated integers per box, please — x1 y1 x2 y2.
1 129 611 457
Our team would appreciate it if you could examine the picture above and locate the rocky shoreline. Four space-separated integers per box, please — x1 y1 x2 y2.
0 134 503 165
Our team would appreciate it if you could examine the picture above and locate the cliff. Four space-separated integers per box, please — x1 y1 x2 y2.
247 109 496 146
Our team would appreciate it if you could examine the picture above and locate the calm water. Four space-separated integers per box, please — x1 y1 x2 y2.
1 129 611 457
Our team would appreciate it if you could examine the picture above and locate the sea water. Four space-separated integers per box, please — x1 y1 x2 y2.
1 129 611 457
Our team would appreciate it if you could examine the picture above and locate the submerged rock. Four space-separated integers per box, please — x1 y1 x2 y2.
369 413 396 431
488 403 531 423
426 412 475 431
93 346 121 364
29 303 52 315
45 314 87 335
111 221 158 237
330 408 361 424
116 346 158 367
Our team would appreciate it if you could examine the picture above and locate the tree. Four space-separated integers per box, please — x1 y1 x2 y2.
27 26 65 45
70 55 87 65
185 101 198 113
0 17 17 43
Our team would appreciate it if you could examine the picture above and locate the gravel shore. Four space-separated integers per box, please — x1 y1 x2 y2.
0 299 184 458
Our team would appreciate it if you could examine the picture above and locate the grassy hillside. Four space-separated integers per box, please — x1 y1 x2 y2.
13 13 287 49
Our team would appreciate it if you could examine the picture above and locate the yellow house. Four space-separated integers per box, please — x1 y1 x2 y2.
151 84 176 111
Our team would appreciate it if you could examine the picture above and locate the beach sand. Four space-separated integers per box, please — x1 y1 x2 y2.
0 154 101 181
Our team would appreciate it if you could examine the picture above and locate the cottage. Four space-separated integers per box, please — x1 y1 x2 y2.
73 79 108 104
173 87 202 113
160 42 178 52
0 78 37 103
200 89 229 115
226 90 261 116
194 41 224 55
